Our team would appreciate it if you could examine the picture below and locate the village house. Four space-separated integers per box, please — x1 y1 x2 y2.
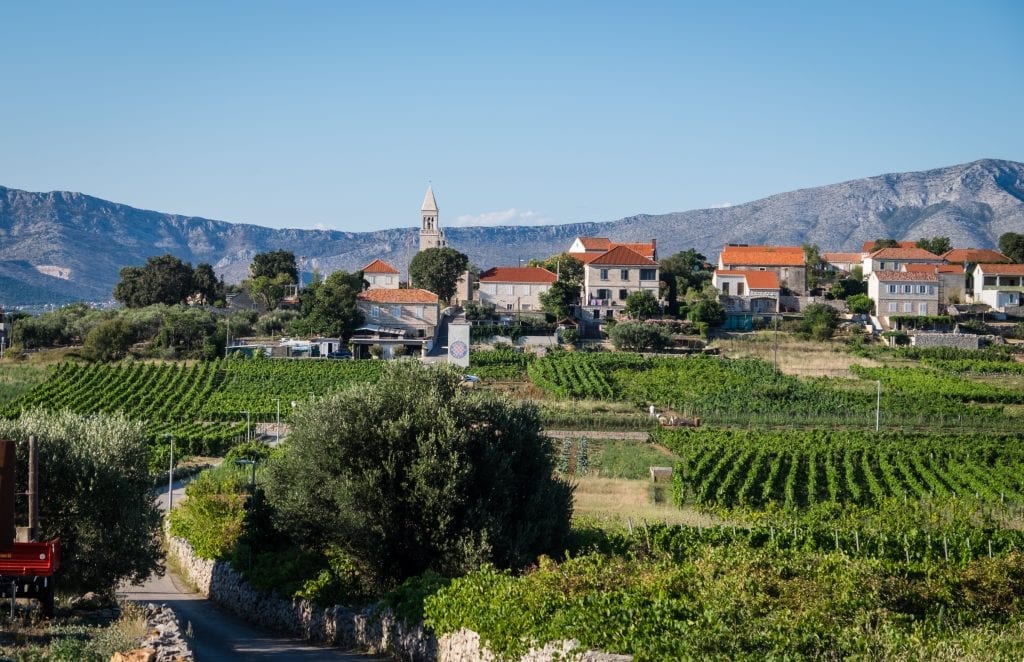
579 245 660 321
568 237 658 263
477 266 557 313
904 263 966 305
861 246 943 275
823 252 864 274
971 263 1024 312
717 244 807 293
362 258 400 290
712 269 781 314
867 270 940 328
352 287 439 358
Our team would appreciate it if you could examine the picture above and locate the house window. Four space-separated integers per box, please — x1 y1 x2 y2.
888 285 897 294
903 285 912 294
618 289 628 300
759 267 767 271
722 282 730 295
929 286 935 295
737 282 745 296
918 285 927 294
414 306 424 319
521 304 531 311
879 262 886 270
620 269 630 280
600 269 609 281
391 305 401 317
919 302 928 315
482 283 496 295
370 305 381 319
506 304 513 310
640 269 656 280
888 302 897 312
904 302 913 313
597 288 610 300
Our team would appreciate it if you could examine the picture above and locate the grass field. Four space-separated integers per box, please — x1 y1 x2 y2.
571 477 720 528
0 363 49 404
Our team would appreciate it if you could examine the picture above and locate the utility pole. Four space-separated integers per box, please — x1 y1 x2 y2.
773 314 780 371
275 397 281 445
165 434 175 511
875 380 881 432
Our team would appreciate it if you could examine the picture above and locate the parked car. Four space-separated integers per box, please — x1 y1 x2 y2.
327 349 353 359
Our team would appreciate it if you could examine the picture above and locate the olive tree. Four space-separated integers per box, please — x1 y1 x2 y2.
0 411 163 594
264 362 573 591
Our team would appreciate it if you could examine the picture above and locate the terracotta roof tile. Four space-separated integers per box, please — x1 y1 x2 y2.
587 246 658 266
570 252 602 264
861 240 916 252
823 252 864 263
615 242 657 259
871 270 938 282
479 267 558 284
869 247 942 260
715 269 780 289
942 248 1012 264
357 288 438 303
720 245 805 267
577 237 612 251
975 263 1024 276
361 258 400 274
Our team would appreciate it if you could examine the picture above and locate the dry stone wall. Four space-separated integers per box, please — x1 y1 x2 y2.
167 533 633 661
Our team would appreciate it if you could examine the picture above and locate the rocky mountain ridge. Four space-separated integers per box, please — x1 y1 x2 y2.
1 158 1022 305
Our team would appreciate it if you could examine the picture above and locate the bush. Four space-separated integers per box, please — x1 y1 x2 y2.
847 294 874 315
797 303 840 339
687 299 726 327
263 362 573 591
608 321 671 351
83 318 137 362
0 410 162 593
560 328 580 345
168 468 248 559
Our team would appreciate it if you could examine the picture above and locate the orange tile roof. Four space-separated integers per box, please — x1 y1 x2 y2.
479 266 558 284
904 263 964 275
615 242 657 259
361 258 400 274
357 288 438 303
720 245 805 267
577 237 613 251
861 240 917 252
715 269 780 289
871 270 938 282
937 264 965 274
976 263 1024 276
869 247 942 260
587 245 658 266
570 251 602 264
823 252 864 263
942 248 1012 264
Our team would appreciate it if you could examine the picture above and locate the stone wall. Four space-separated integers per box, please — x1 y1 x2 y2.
167 534 634 661
913 333 982 350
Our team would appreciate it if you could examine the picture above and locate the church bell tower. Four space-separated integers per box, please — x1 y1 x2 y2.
419 185 446 251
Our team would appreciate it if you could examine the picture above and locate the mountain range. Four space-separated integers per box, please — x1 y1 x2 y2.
1 158 1022 306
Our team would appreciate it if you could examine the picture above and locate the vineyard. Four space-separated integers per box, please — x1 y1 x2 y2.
522 352 1024 429
1 358 387 453
656 428 1024 510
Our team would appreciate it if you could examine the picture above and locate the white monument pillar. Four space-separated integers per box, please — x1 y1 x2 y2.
447 322 471 368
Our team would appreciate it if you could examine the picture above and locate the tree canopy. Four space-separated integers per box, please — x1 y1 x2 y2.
999 233 1024 263
608 321 671 351
263 362 573 591
292 270 364 339
250 250 299 282
0 411 163 593
538 280 580 319
528 253 584 287
658 249 712 314
409 247 470 303
624 290 660 320
915 236 952 256
113 254 196 308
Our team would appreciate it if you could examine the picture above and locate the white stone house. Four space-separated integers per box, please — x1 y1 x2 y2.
867 270 940 328
712 269 781 313
581 246 660 320
362 258 400 290
971 263 1024 311
477 266 557 313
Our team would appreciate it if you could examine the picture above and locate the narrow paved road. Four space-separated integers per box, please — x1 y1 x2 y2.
119 478 387 661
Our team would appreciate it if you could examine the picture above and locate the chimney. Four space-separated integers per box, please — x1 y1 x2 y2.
651 238 657 261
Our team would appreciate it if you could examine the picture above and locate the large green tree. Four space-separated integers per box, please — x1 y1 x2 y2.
409 247 470 303
528 253 584 287
608 321 671 351
658 249 712 314
293 270 364 339
192 262 222 305
538 280 580 319
0 411 163 593
83 318 137 362
999 232 1024 263
915 236 952 256
624 290 660 320
250 250 299 282
113 254 196 308
263 362 573 591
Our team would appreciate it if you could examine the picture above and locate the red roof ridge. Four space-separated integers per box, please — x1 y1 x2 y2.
588 245 658 266
479 266 558 283
361 258 400 274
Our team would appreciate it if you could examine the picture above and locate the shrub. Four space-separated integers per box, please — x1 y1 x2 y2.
608 321 671 351
263 362 573 591
168 468 248 559
847 294 874 315
560 328 580 345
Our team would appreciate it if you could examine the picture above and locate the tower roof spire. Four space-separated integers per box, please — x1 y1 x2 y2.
421 185 438 212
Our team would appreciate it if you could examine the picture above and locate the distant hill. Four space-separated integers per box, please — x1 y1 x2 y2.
1 158 1022 305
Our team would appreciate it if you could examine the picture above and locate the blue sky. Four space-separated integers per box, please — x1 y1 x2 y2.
1 1 1021 232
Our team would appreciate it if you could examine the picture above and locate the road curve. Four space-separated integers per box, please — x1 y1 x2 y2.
119 478 387 661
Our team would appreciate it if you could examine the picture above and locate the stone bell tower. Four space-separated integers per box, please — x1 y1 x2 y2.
419 185 446 251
